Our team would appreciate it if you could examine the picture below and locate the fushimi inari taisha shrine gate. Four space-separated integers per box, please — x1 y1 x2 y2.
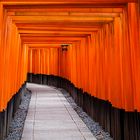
0 0 140 140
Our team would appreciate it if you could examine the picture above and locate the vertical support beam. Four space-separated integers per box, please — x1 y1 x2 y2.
127 3 140 111
0 3 4 112
0 4 7 140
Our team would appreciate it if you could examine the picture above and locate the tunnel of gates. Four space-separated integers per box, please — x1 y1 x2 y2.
0 0 140 140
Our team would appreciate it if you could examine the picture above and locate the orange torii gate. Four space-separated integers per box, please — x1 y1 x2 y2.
0 0 140 140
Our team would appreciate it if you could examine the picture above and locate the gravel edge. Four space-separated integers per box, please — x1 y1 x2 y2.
58 88 113 140
5 89 32 140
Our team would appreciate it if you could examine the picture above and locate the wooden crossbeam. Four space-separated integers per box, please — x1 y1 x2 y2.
13 12 120 17
11 15 114 24
19 30 96 35
21 36 87 43
17 26 101 32
6 7 123 13
1 0 137 5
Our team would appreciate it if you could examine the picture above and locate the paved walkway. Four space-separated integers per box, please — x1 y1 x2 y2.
21 83 97 140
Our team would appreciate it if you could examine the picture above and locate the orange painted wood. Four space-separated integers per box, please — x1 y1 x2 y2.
0 0 140 112
1 0 137 4
0 3 4 111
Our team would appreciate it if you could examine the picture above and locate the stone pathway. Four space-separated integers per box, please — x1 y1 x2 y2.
21 83 97 140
